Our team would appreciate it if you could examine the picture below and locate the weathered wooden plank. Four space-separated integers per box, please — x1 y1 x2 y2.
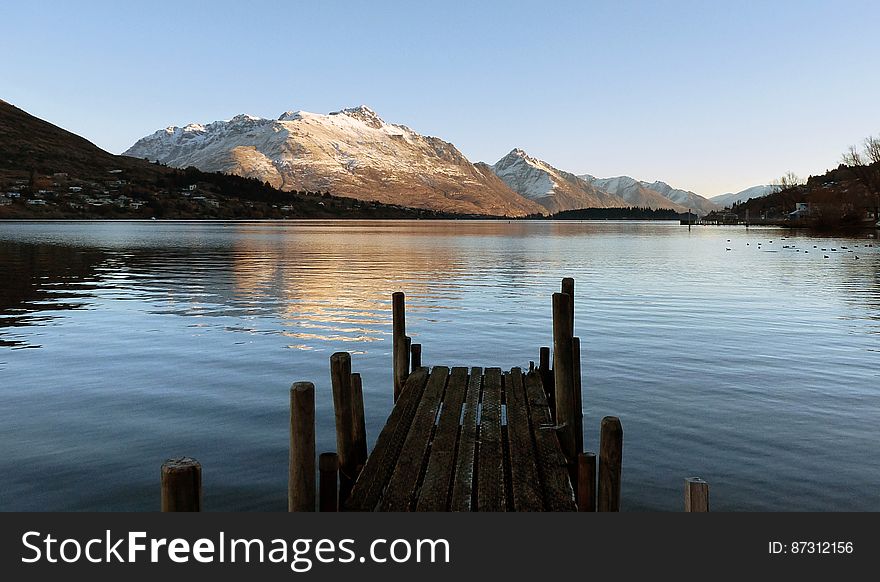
524 370 576 511
478 367 505 511
505 368 544 511
345 368 429 511
380 366 450 511
450 367 482 511
416 367 470 511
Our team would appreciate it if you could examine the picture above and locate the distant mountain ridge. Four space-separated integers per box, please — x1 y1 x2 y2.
489 148 626 213
121 104 773 217
710 185 775 208
125 106 545 217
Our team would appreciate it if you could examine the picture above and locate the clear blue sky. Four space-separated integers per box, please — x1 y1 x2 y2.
3 0 878 196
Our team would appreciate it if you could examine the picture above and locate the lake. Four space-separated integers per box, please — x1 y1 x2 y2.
1 220 878 511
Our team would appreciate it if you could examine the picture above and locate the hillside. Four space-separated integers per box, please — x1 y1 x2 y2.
731 163 879 228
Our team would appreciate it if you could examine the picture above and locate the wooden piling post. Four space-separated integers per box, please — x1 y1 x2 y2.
161 457 202 512
552 292 577 485
351 372 368 472
330 352 356 506
392 292 408 402
288 381 316 512
319 452 339 512
539 346 550 371
572 336 584 455
598 416 623 512
684 477 710 512
539 346 555 417
411 343 422 371
577 452 596 512
561 277 575 331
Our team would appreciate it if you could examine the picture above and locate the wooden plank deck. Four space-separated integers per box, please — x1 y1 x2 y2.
345 365 577 512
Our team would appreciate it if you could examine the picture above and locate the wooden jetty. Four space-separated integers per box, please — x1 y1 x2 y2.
160 277 710 512
346 366 575 511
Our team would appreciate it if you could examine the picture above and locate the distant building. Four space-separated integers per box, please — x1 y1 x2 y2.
789 202 811 220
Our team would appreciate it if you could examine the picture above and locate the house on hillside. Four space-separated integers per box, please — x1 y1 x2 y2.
788 202 811 220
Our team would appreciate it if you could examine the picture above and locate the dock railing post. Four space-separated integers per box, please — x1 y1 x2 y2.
351 372 368 473
330 352 356 507
161 457 202 512
392 292 408 402
319 452 339 512
288 381 316 512
552 291 577 487
598 416 623 512
684 477 710 512
577 452 596 511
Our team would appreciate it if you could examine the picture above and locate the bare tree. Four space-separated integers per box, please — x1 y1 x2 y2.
841 135 880 195
771 171 803 193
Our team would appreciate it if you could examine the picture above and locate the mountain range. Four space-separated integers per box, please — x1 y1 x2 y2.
0 100 456 220
1 98 775 218
125 106 543 217
126 105 771 216
709 185 776 208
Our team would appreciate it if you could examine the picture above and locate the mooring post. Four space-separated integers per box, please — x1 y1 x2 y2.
392 292 408 402
319 452 339 512
161 457 202 512
577 452 597 512
552 292 577 486
330 352 356 506
350 372 368 472
572 336 584 455
411 343 422 371
684 477 710 512
561 277 575 332
539 346 554 417
598 416 623 512
288 381 316 512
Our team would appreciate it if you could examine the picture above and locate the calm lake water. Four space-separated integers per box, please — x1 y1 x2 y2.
1 220 878 511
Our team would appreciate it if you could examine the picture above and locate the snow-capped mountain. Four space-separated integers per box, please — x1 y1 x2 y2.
490 149 626 213
639 180 719 215
710 185 775 208
124 106 544 217
579 175 692 213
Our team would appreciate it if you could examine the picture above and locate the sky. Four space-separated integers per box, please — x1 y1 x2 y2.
3 0 879 196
